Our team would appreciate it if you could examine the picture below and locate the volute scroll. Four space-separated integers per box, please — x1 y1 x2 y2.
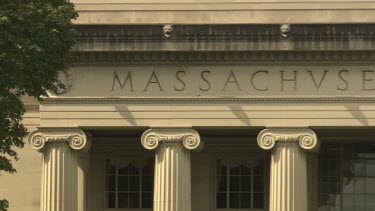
141 128 202 151
257 128 318 151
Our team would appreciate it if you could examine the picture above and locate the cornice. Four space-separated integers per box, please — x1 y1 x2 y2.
74 24 375 53
74 1 375 11
71 2 375 25
40 97 375 104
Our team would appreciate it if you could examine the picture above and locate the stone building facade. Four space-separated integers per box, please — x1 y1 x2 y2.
1 1 375 211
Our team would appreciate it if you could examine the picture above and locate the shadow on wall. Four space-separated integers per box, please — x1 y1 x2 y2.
114 105 136 126
346 104 369 126
227 104 252 126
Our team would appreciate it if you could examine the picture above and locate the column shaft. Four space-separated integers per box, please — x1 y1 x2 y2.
41 143 77 211
269 142 307 211
154 143 191 211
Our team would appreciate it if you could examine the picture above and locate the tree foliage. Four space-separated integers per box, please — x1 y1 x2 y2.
0 0 77 209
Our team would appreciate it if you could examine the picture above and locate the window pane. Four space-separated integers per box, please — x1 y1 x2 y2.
241 176 251 192
254 163 264 175
240 193 250 208
366 160 375 176
118 165 128 175
354 177 365 194
230 165 240 175
105 192 116 208
217 175 227 192
319 144 375 211
216 158 264 209
343 177 354 194
229 193 240 208
118 193 129 208
240 164 251 175
142 192 153 208
105 159 153 209
129 176 140 191
253 193 264 208
118 176 129 191
105 175 116 191
253 176 263 192
142 176 153 192
365 195 375 211
319 194 330 207
230 176 240 192
328 160 338 176
129 193 140 208
343 161 354 178
330 177 340 193
320 194 340 208
353 160 366 177
216 193 226 208
320 178 330 194
354 195 365 211
342 194 353 211
129 162 140 175
365 178 375 194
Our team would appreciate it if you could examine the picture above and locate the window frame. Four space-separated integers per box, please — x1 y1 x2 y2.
103 156 154 211
318 143 375 211
213 154 268 211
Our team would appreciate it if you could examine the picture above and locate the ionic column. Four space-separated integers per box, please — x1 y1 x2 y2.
141 129 202 211
28 129 91 211
257 129 318 211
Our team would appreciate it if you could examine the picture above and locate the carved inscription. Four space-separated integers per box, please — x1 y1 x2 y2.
111 68 375 94
63 66 375 97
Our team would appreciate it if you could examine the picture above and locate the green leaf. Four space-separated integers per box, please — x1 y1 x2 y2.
0 0 77 208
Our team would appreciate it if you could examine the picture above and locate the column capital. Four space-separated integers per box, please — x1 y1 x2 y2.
257 128 318 151
28 128 90 151
141 128 202 151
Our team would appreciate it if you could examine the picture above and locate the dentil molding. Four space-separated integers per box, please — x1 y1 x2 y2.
141 128 202 151
257 128 318 151
28 129 89 151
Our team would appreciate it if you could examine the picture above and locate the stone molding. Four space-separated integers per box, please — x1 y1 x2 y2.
74 51 375 64
41 96 375 105
141 128 202 151
28 129 89 151
257 128 318 151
